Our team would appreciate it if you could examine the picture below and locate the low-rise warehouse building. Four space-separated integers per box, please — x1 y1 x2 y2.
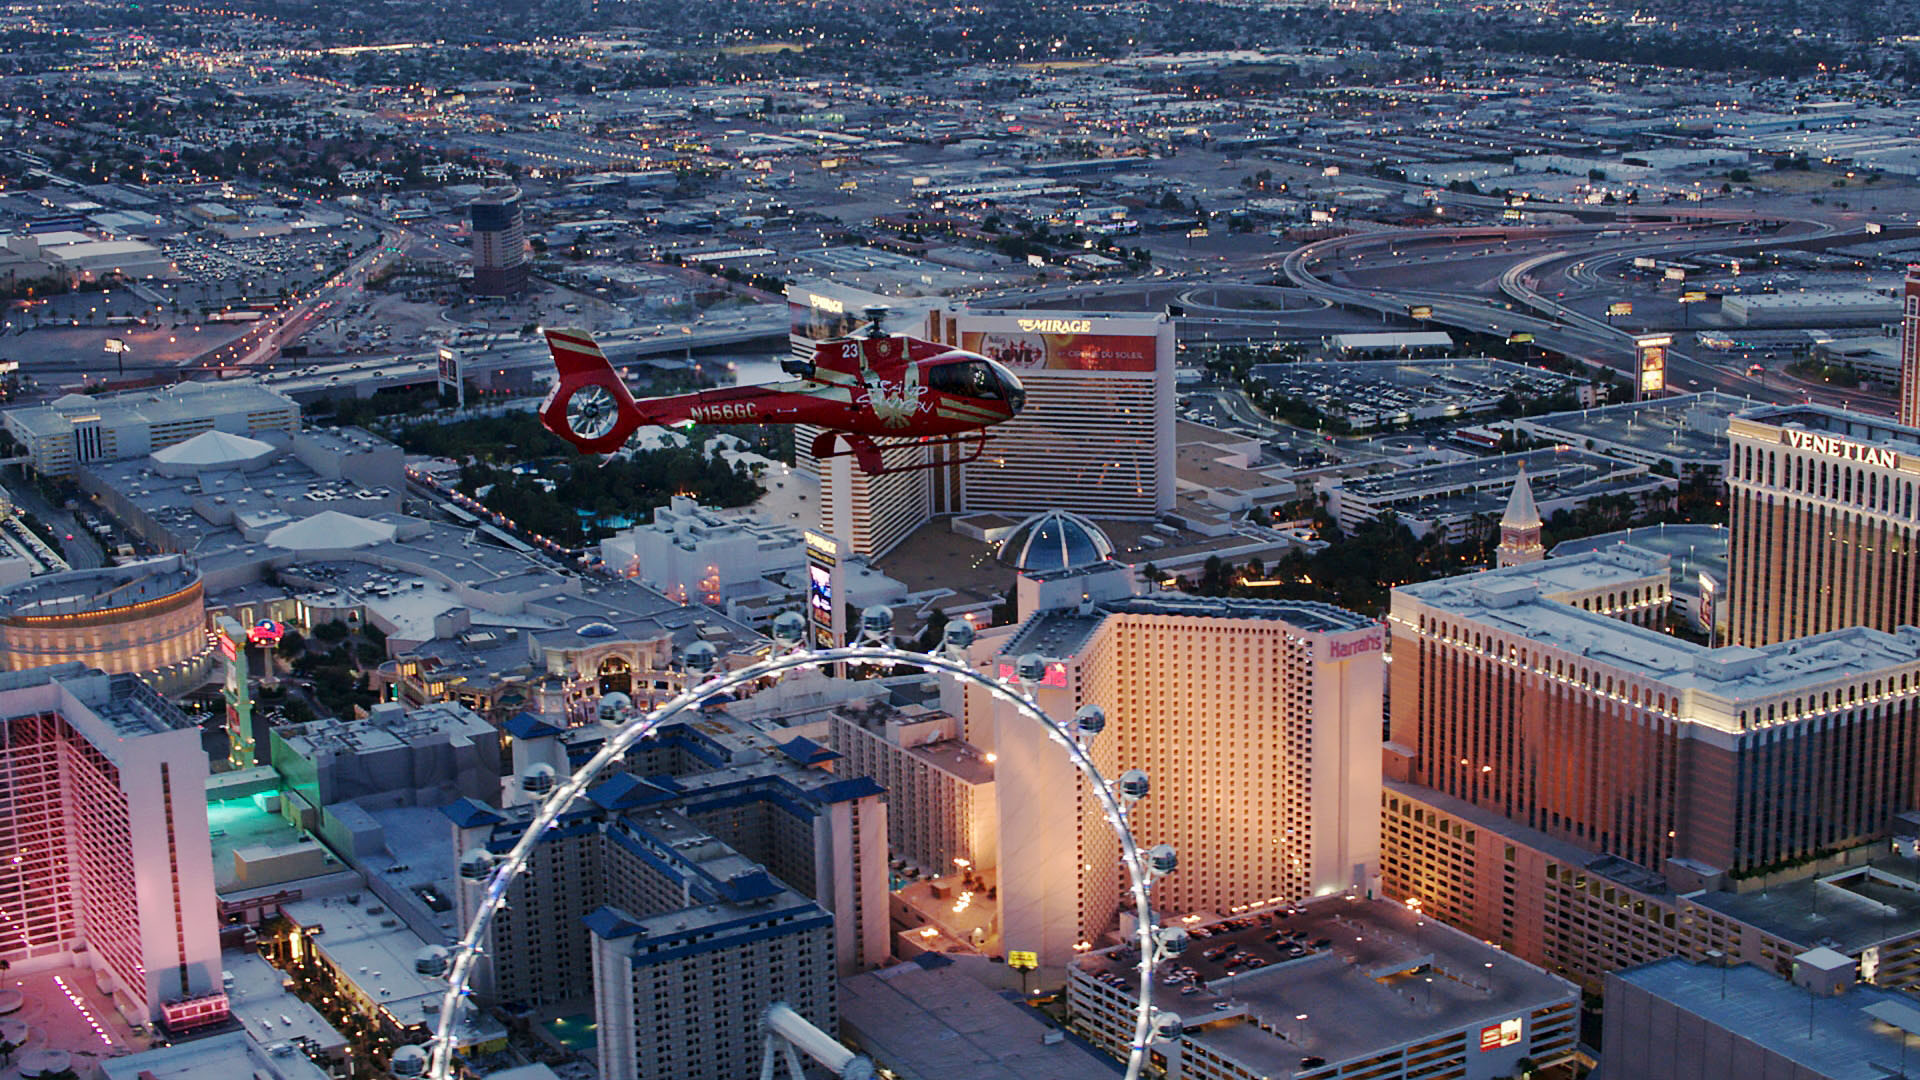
1721 289 1901 327
1325 446 1674 542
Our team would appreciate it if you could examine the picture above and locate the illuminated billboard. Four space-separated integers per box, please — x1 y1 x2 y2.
789 293 865 342
804 530 844 652
786 283 937 343
1607 301 1634 317
808 564 833 624
1636 334 1671 397
958 327 1158 373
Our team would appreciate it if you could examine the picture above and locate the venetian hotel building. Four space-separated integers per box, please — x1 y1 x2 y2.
1387 545 1920 879
1725 405 1920 647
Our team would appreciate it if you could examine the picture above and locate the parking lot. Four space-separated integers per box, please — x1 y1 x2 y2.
161 224 376 291
1172 909 1333 989
1081 906 1335 1001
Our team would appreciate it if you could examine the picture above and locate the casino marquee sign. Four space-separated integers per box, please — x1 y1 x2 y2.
1783 428 1900 471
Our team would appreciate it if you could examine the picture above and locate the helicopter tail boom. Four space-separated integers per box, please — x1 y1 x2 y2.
540 327 658 453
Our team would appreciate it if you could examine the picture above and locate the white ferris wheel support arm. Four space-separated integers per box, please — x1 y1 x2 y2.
762 1001 871 1080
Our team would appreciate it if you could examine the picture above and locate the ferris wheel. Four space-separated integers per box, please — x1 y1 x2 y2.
424 607 1188 1080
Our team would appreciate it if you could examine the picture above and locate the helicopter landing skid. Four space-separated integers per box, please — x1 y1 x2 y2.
811 430 992 476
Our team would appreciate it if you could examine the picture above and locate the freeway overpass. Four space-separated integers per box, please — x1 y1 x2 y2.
261 316 789 402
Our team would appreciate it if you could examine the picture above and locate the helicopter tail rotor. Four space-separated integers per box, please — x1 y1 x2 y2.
539 327 652 454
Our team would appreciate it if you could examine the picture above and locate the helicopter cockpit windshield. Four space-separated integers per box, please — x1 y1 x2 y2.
928 358 1026 414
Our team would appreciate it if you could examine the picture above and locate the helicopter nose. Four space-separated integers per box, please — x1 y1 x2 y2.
997 369 1027 416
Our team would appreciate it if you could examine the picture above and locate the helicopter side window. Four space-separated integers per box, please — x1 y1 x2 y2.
927 360 1001 400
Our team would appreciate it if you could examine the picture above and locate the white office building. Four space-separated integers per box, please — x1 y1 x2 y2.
598 495 805 605
3 380 299 477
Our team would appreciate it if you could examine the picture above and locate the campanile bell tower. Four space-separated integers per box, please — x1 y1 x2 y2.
1497 466 1544 568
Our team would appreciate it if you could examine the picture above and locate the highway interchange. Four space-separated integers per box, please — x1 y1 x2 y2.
273 210 1902 416
988 199 1907 417
1281 215 1905 412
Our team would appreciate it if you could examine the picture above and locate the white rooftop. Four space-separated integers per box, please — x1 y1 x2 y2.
221 951 348 1054
98 1030 330 1080
151 428 276 469
266 510 398 552
1797 946 1855 972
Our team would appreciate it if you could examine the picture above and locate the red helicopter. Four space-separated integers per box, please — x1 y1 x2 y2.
538 307 1026 475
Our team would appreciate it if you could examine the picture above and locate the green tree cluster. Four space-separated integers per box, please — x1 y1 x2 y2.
460 449 762 545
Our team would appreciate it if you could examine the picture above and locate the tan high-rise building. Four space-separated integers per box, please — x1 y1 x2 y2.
1724 405 1920 647
971 583 1383 964
1385 397 1920 1001
827 699 996 879
1899 267 1920 426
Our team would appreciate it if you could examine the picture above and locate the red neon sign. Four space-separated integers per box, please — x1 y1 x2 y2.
996 661 1069 688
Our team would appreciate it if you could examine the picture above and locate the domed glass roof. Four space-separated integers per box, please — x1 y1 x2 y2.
998 510 1114 574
